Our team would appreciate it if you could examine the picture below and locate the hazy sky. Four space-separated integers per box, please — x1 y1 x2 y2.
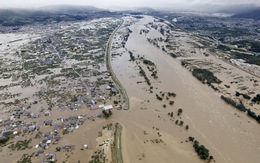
1 0 260 9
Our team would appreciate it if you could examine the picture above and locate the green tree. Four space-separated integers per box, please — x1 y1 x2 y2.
108 109 112 116
178 108 183 116
102 110 110 118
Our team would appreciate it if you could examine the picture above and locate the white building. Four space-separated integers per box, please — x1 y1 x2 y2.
102 105 113 111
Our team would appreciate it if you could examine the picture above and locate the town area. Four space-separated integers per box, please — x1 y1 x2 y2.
0 18 125 162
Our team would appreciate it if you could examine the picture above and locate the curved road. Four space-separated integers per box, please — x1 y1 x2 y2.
105 20 126 163
105 19 129 110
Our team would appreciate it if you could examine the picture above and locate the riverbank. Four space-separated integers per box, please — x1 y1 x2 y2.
105 19 129 110
111 15 260 163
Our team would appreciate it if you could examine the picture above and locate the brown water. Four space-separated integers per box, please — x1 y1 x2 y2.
111 16 260 163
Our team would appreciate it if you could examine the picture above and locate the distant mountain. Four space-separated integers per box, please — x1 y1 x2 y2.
157 3 260 14
232 8 260 20
0 5 119 26
216 4 258 14
108 6 156 13
0 9 51 25
130 7 156 12
38 5 103 14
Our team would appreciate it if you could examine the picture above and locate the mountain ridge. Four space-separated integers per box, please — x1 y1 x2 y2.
0 5 119 27
231 7 260 20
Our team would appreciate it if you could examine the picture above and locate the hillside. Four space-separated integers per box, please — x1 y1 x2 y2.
0 5 118 26
232 8 260 20
38 5 103 14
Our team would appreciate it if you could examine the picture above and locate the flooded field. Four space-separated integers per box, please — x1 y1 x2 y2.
111 15 260 163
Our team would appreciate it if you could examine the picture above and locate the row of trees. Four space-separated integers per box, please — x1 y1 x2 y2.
139 66 151 86
252 94 260 104
156 94 163 101
247 109 260 123
235 91 251 100
188 137 214 161
221 95 260 123
221 95 247 112
192 68 221 85
129 51 135 61
143 59 155 66
232 52 260 66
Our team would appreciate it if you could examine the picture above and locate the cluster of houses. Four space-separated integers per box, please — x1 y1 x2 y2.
0 102 114 162
0 82 117 161
0 114 39 142
0 19 125 163
58 79 121 112
0 60 121 161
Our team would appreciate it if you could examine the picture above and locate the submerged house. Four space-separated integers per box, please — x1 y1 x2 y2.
102 105 113 111
2 131 14 137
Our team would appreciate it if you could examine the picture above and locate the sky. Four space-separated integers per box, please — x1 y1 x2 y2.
0 0 260 9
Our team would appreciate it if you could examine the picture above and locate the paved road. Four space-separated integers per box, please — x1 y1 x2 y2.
105 20 130 110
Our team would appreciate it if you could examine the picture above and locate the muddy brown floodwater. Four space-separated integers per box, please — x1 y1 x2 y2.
110 16 260 163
